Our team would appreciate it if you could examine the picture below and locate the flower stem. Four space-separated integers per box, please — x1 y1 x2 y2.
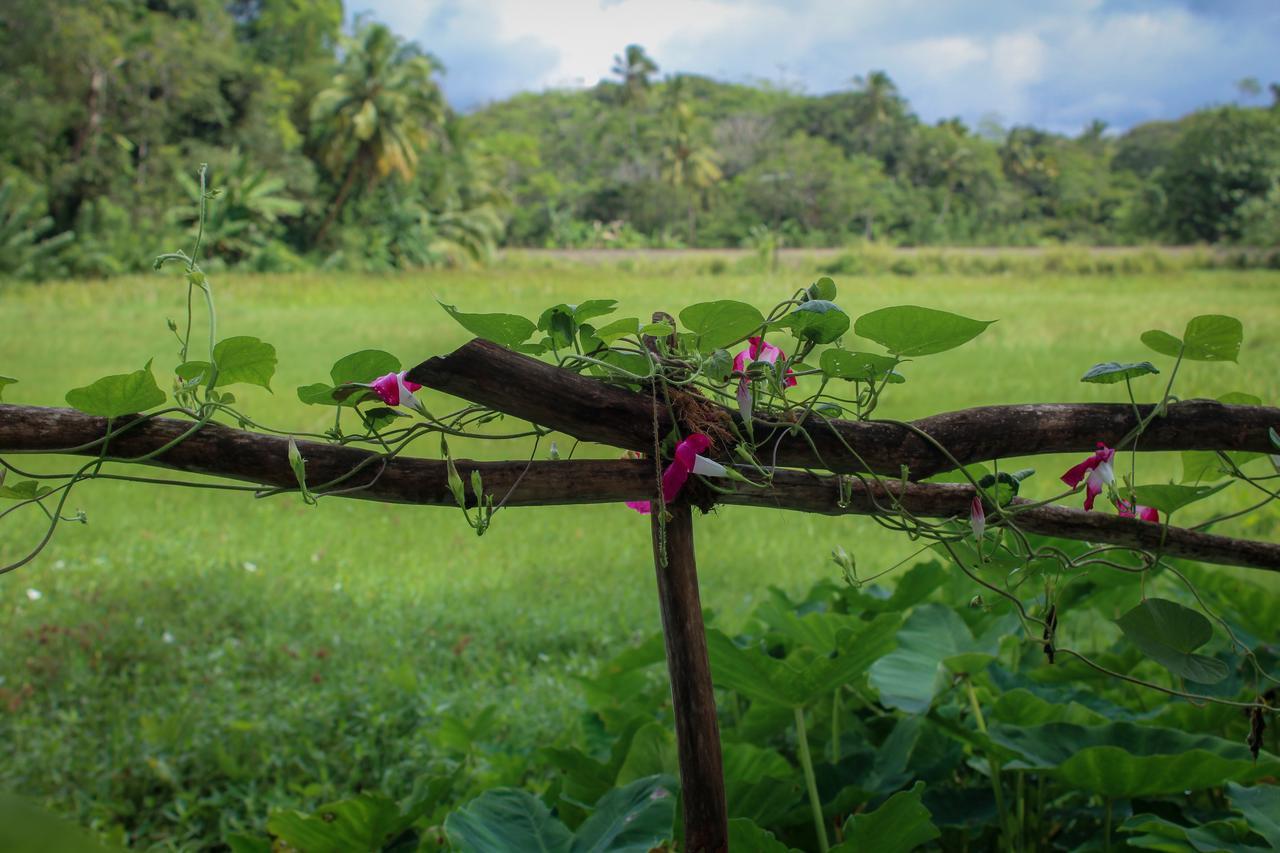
794 705 829 853
966 680 1011 851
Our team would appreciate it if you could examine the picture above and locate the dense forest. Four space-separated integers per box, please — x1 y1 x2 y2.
2 0 1279 280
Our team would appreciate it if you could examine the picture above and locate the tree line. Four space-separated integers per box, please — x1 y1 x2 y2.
2 1 1278 280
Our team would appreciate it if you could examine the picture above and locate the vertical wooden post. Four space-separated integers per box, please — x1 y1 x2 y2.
650 502 728 853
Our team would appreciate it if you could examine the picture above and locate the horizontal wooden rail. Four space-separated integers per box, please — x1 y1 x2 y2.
406 339 1280 479
2 404 1276 570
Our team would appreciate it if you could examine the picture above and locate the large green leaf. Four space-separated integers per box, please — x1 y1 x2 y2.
330 349 400 385
1142 314 1243 362
779 300 849 344
212 336 277 390
1080 361 1160 384
0 480 53 501
65 364 166 417
266 792 408 853
721 743 799 826
0 375 15 402
868 605 998 714
819 350 900 383
854 306 994 357
570 774 676 853
440 302 537 348
572 299 619 324
1131 481 1230 515
988 721 1280 797
679 300 765 352
445 788 573 853
1120 814 1269 853
1116 597 1229 684
706 613 899 708
831 782 940 853
1180 449 1262 483
727 818 802 853
1228 782 1280 847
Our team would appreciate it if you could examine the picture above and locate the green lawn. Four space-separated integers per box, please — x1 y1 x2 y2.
2 264 1278 848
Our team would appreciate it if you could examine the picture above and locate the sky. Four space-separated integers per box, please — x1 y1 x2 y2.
356 0 1280 133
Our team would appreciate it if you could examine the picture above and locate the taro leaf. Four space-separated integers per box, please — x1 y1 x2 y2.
267 792 409 853
570 774 676 853
868 604 998 714
1131 481 1230 515
212 336 276 390
440 302 537 348
721 743 799 826
679 300 765 352
854 306 994 357
807 276 837 302
1116 598 1229 685
614 723 676 787
705 349 733 383
0 375 15 401
780 300 850 344
1142 314 1244 362
1227 782 1280 847
987 721 1280 797
330 350 400 385
572 299 618 324
1119 814 1270 853
819 350 900 383
589 317 640 344
831 782 940 853
445 788 573 853
726 818 800 853
0 480 52 501
843 560 949 615
66 364 166 417
1080 361 1160 384
706 614 900 708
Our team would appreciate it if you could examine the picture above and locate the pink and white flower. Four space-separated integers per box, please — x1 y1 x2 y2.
1116 499 1159 523
1060 442 1116 511
970 495 986 540
733 337 796 418
627 433 728 514
370 371 427 416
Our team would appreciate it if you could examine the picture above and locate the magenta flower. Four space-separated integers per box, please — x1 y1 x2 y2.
1116 499 1159 523
370 371 427 416
733 337 797 388
1060 442 1116 511
970 495 986 540
627 433 728 514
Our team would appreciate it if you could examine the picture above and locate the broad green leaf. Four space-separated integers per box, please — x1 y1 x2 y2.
590 317 640 344
66 364 166 417
868 604 997 714
1131 481 1230 515
175 361 210 383
440 302 537 348
831 782 940 853
571 299 618 324
445 788 572 853
988 721 1280 797
1228 782 1280 847
0 375 15 401
780 300 849 344
1120 814 1269 853
1080 361 1160 384
819 350 899 382
807 276 837 302
727 818 801 853
297 383 341 406
212 336 276 390
330 350 400 385
1180 450 1261 483
854 306 994 357
1116 598 1229 684
614 723 676 786
1219 391 1263 406
1142 314 1244 362
679 300 765 352
570 774 676 853
721 743 799 826
705 349 733 382
267 792 407 853
638 322 675 337
538 305 576 348
0 480 52 501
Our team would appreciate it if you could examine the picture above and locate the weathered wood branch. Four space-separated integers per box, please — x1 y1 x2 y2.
407 339 1280 479
2 404 1276 570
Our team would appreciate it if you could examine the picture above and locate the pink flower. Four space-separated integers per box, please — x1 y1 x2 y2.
370 371 426 415
1116 499 1159 523
970 495 985 540
1060 443 1116 511
733 337 797 388
627 433 728 514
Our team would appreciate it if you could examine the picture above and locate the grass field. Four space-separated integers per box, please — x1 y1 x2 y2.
2 261 1279 847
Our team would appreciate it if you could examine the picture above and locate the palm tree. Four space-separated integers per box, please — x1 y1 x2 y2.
659 77 721 244
611 44 658 108
309 22 446 244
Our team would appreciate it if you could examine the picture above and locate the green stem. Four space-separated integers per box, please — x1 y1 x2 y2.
966 680 1010 851
794 705 830 853
1104 797 1113 852
830 690 841 764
